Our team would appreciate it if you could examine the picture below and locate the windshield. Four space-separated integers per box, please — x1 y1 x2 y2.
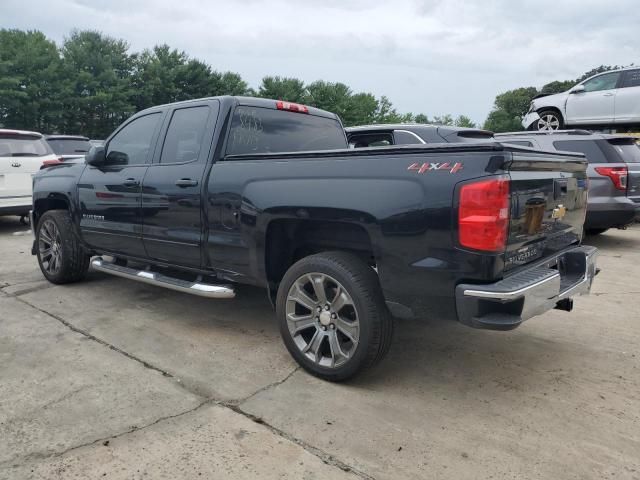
47 138 91 155
0 134 52 157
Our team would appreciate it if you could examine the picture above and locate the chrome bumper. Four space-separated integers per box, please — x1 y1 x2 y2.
455 245 598 330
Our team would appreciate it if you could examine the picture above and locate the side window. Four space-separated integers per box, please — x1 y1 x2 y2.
106 113 161 166
553 140 608 164
394 130 424 145
160 106 210 164
621 69 640 88
581 72 621 93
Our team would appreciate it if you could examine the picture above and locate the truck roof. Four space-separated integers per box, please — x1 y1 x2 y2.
136 96 340 121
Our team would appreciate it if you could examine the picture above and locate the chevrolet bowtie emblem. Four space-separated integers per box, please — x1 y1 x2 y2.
552 205 567 220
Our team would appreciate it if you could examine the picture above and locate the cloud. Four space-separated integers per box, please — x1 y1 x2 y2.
3 0 638 124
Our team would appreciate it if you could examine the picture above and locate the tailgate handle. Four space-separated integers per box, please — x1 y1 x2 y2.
554 179 568 199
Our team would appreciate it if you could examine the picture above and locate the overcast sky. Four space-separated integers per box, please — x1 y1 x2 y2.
3 0 638 123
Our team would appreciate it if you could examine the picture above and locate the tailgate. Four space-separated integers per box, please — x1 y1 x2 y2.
504 151 588 271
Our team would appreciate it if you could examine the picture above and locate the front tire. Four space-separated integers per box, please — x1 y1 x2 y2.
276 251 394 382
536 110 564 131
36 210 90 284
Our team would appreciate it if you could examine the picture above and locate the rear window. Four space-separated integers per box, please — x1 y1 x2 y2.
46 138 91 155
349 133 394 148
553 140 607 164
607 139 640 163
0 134 52 157
226 106 347 156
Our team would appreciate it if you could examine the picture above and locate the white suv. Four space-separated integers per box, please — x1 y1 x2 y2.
522 67 640 131
0 129 60 218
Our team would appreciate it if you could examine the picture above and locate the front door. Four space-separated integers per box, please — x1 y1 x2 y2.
141 101 219 267
78 112 163 257
565 71 621 124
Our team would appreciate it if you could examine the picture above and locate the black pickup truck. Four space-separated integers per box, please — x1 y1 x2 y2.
31 96 598 381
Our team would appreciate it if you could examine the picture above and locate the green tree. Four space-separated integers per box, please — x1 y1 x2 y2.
483 86 538 132
454 115 476 128
60 30 136 138
0 29 63 131
414 114 430 124
345 92 379 126
433 114 454 126
210 71 250 96
258 76 307 103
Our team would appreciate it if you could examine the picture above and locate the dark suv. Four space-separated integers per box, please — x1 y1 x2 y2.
345 124 494 147
496 130 640 234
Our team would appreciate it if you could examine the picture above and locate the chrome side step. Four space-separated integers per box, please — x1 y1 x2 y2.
91 257 235 299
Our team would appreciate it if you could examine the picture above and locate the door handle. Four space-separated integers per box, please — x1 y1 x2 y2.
123 178 139 187
603 92 614 96
175 178 198 187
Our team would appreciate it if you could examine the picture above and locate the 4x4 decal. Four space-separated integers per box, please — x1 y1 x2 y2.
407 162 463 174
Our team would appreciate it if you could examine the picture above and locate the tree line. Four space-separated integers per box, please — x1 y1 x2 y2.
0 29 476 138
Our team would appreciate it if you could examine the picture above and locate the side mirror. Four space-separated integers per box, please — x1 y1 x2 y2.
85 146 105 166
570 85 585 94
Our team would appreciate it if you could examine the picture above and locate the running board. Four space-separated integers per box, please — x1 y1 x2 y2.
91 257 235 298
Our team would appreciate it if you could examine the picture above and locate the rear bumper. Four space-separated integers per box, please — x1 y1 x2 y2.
455 245 598 330
585 208 637 229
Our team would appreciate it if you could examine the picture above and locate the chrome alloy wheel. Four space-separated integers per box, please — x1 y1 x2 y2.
537 114 560 131
285 272 360 368
38 219 62 275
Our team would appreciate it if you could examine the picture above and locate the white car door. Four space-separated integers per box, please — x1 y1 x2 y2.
565 71 621 124
614 69 640 123
0 132 57 211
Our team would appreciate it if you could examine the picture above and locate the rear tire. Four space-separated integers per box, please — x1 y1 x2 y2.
536 110 564 131
585 228 608 236
276 251 394 382
36 210 90 284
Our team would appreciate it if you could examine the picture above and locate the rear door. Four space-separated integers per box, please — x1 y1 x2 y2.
614 69 640 123
565 72 621 124
505 150 588 271
78 111 163 257
141 100 219 267
0 132 56 211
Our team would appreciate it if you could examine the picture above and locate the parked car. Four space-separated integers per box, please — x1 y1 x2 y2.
31 96 597 381
89 139 105 148
346 124 494 147
45 135 92 162
495 130 640 234
0 129 60 219
522 67 640 131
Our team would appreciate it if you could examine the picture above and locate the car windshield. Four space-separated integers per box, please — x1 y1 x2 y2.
47 138 92 155
0 134 52 157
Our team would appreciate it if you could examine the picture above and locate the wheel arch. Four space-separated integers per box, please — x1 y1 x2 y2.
264 218 376 297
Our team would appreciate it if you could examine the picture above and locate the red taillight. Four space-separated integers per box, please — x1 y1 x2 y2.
458 177 510 252
594 166 628 191
276 101 309 114
40 158 63 169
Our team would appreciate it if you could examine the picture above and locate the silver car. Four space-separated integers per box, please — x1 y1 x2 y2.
522 67 640 131
497 130 640 234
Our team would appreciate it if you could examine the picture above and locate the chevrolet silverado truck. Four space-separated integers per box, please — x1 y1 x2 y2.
31 96 598 381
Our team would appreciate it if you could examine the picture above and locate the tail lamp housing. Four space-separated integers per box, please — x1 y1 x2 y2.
458 177 510 252
594 166 628 191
